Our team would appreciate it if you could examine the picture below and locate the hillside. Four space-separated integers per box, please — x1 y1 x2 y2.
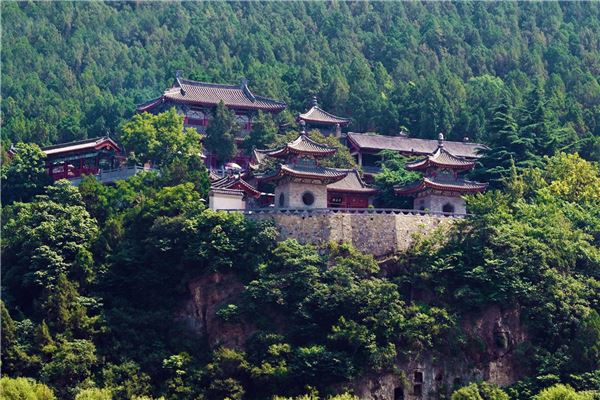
1 2 600 400
2 1 600 157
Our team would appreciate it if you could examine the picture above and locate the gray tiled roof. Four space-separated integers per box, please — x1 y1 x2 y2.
327 169 377 193
138 78 286 112
347 132 486 159
299 106 350 125
407 146 475 170
395 176 488 194
267 134 336 158
42 137 120 156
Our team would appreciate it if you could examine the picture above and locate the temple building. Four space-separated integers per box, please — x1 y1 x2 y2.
137 72 286 170
347 132 487 176
259 123 348 209
39 137 148 185
327 169 377 208
394 134 488 215
298 96 350 137
137 73 286 135
208 173 266 210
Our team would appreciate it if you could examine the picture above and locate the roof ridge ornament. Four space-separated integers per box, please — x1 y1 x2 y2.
240 77 256 102
312 95 318 107
438 132 445 147
175 70 186 95
300 119 306 136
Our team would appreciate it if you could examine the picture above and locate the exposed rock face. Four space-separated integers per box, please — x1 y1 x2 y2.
177 272 254 349
178 271 527 400
176 215 527 399
352 306 528 400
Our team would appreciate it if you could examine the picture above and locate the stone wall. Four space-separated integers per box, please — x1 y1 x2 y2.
247 210 458 257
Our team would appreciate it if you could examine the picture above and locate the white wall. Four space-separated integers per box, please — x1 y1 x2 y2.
414 194 466 215
209 191 246 210
274 181 328 209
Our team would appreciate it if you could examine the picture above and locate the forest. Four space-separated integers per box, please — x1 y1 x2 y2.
1 1 600 400
1 1 600 158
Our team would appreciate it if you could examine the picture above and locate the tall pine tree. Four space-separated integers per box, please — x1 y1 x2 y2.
471 99 524 189
519 84 564 164
205 101 237 164
243 111 277 153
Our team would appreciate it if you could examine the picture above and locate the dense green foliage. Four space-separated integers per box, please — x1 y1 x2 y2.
1 142 52 205
373 150 420 208
2 1 599 160
204 100 237 163
2 2 600 399
243 111 279 154
3 148 598 398
450 382 509 400
0 377 56 400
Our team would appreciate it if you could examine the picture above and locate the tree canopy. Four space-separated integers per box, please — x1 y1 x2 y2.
1 2 598 160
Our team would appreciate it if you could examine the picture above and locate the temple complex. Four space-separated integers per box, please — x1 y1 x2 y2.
259 123 348 209
298 96 350 137
394 134 487 214
347 132 486 176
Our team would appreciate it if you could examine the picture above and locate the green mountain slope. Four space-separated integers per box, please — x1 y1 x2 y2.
2 2 599 154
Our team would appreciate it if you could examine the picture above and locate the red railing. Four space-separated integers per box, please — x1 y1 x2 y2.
49 166 100 181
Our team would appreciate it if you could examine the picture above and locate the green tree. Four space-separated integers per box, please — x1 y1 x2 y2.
533 384 595 400
75 388 113 400
470 99 529 188
243 111 278 153
120 108 202 167
519 85 563 162
1 142 52 205
373 150 420 208
40 339 98 398
205 100 237 164
0 377 56 400
2 180 100 345
451 382 509 400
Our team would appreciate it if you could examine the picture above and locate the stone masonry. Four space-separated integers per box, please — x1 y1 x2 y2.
247 210 457 257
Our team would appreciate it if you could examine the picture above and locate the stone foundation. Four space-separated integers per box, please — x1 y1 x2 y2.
247 210 458 257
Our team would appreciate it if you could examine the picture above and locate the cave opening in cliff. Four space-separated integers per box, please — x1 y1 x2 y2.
394 386 404 400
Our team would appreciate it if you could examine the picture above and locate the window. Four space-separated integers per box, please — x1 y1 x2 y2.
442 203 455 213
302 191 315 206
278 193 285 207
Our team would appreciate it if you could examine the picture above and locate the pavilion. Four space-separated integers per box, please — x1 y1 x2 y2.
394 134 487 214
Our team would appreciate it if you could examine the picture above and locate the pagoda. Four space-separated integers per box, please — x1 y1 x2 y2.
260 121 348 209
298 96 350 137
394 134 488 215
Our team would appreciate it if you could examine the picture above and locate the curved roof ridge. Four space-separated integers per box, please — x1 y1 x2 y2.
299 105 351 125
177 78 240 89
407 145 475 170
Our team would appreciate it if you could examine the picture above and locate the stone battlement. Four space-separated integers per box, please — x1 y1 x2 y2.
241 208 460 257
